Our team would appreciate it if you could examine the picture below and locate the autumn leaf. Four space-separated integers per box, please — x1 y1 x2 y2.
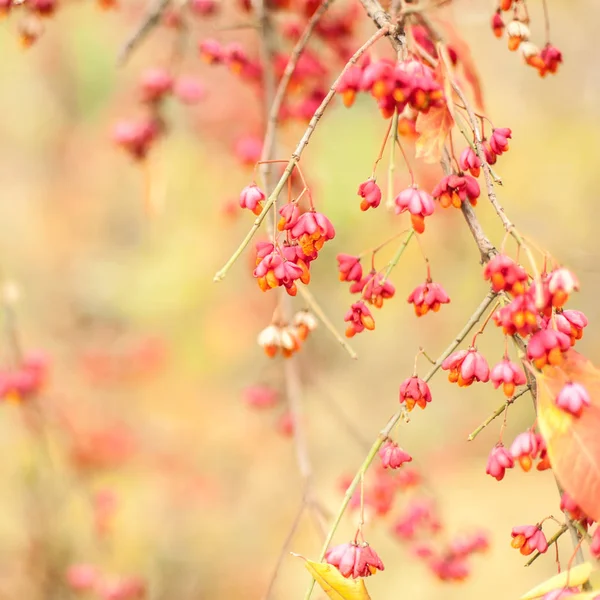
437 19 485 111
303 559 372 600
436 41 456 122
536 350 600 521
520 562 594 599
415 104 454 164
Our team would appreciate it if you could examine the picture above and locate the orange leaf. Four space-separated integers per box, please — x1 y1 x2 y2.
536 350 600 521
415 105 454 164
437 19 485 112
435 41 456 122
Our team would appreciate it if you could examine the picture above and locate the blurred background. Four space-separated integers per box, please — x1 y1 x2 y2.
0 0 599 598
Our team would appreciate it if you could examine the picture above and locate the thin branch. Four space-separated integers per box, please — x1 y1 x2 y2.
1 284 24 366
262 493 308 600
253 0 280 231
358 0 406 50
467 386 530 441
385 108 399 210
441 147 497 262
318 387 371 451
381 229 414 282
450 81 514 232
541 0 551 44
213 26 391 282
282 297 312 484
525 524 568 567
297 285 357 360
261 0 335 171
303 291 497 600
118 0 172 65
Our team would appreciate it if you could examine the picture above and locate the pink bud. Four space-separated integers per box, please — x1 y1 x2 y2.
399 377 432 411
379 440 412 469
459 147 482 177
490 359 526 397
486 444 514 481
357 180 382 211
239 184 265 213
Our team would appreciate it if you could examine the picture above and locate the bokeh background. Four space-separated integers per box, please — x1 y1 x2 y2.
0 0 599 598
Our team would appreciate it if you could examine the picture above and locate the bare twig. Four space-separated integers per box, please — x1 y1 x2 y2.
262 493 308 600
297 285 358 360
261 0 335 171
118 0 172 65
525 524 568 567
381 229 414 281
385 108 399 210
358 0 406 49
303 291 497 600
213 26 390 282
441 147 497 262
253 0 280 229
467 386 530 441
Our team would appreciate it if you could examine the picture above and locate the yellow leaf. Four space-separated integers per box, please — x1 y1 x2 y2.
304 560 372 600
520 563 594 600
415 105 454 164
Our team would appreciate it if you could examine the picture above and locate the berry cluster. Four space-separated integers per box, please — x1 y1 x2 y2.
257 310 317 358
490 1 562 76
251 202 335 296
329 458 488 583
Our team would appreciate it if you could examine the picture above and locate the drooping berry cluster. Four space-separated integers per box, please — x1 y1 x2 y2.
490 2 562 77
251 199 335 296
257 310 318 358
335 254 395 338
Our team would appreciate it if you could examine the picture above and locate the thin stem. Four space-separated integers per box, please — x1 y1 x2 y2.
281 293 312 486
357 473 365 540
2 287 24 367
452 83 514 231
365 229 410 257
441 148 497 262
381 229 414 282
318 386 371 451
261 0 334 172
385 109 399 210
262 496 307 600
303 291 497 600
525 524 568 567
371 118 394 176
358 0 406 51
253 0 279 236
214 26 390 282
395 137 415 185
470 301 500 346
541 0 551 44
118 0 171 65
467 386 530 441
297 285 358 360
